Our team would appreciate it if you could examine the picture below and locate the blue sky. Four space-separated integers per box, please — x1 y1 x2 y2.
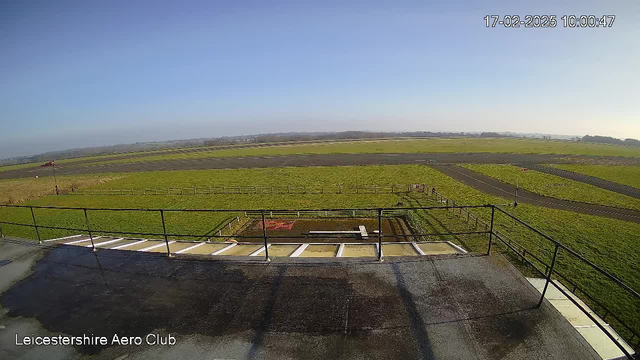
1 0 639 157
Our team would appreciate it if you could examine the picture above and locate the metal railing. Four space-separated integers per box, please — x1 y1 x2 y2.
0 202 638 358
63 184 429 196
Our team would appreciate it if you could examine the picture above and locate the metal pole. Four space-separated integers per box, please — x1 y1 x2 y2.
83 209 96 251
261 211 270 262
53 163 59 195
487 206 495 255
538 245 560 308
0 222 3 238
377 209 383 261
160 210 171 257
29 206 42 243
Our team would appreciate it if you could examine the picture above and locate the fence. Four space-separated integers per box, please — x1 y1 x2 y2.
63 184 428 196
0 202 638 358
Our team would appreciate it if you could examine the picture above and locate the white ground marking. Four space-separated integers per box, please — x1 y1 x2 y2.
44 234 82 242
175 242 206 254
211 243 237 255
87 238 124 248
64 237 101 245
139 241 175 252
359 225 368 239
112 239 147 250
447 241 468 254
290 244 309 257
376 243 383 258
249 244 271 256
336 244 345 257
411 242 426 256
308 225 369 239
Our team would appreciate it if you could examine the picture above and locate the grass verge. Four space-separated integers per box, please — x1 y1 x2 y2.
551 164 640 190
462 164 640 210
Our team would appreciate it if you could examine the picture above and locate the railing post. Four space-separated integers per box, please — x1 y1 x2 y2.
261 210 270 262
160 210 171 257
377 209 383 261
30 206 42 244
83 209 96 251
0 221 4 238
487 206 495 255
538 244 560 308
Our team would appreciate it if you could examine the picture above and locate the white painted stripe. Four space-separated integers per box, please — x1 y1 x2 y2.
359 225 368 239
447 241 468 254
44 234 83 242
290 244 309 257
175 242 206 254
249 244 271 256
412 242 426 256
336 243 345 257
376 243 384 258
87 238 124 248
112 239 147 250
139 241 174 252
211 243 237 255
65 236 101 245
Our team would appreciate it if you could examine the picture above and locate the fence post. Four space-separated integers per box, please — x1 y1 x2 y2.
377 209 383 261
29 206 42 244
261 211 270 262
537 244 560 308
487 206 495 255
160 210 171 257
0 221 4 238
83 209 96 251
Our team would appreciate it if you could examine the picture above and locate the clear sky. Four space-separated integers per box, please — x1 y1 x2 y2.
1 0 639 157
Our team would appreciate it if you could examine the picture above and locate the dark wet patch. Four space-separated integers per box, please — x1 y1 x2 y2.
468 311 538 359
0 245 423 357
1 242 596 360
0 259 12 267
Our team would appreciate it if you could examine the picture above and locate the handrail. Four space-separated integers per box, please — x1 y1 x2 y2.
0 201 637 357
494 205 640 301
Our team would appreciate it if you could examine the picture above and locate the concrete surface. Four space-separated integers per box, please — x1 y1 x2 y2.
0 238 601 360
528 278 636 359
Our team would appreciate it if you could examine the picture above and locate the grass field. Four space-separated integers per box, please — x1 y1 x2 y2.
0 174 123 205
0 164 638 341
462 164 640 210
551 164 640 190
4 137 640 173
0 166 433 242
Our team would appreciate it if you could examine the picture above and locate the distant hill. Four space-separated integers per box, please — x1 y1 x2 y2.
581 135 640 148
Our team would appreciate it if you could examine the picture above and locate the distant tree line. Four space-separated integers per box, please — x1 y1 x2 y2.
581 135 640 147
248 131 513 144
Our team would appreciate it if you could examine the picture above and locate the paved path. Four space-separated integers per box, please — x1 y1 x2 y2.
0 239 599 360
4 152 640 179
521 164 640 200
430 165 640 223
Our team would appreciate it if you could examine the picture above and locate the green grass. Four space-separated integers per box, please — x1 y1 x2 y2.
551 164 640 190
0 164 638 340
85 138 640 166
5 137 640 173
0 174 123 205
0 165 433 241
462 164 640 210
